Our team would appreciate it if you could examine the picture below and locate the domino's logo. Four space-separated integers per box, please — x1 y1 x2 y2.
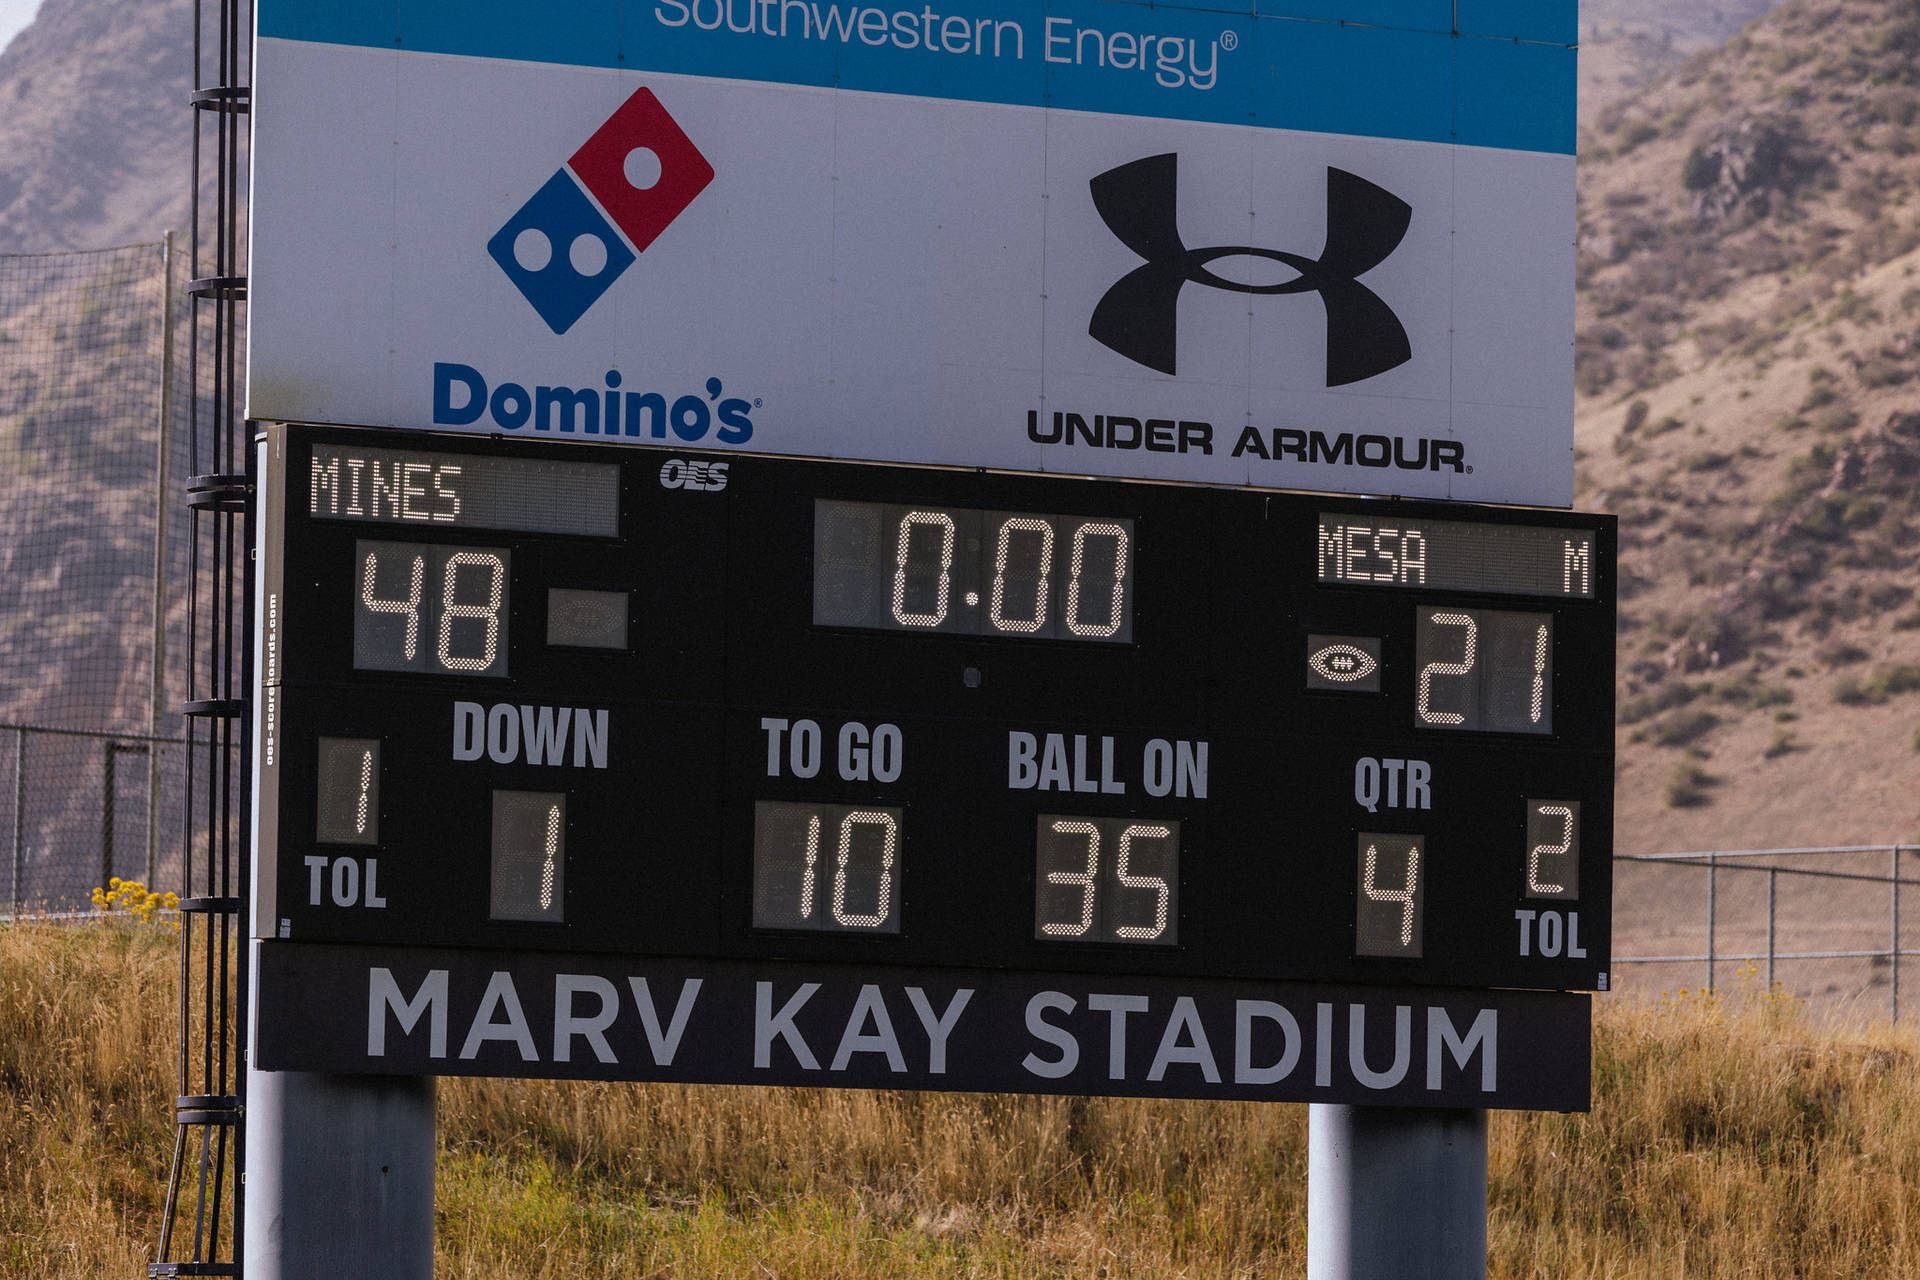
489 88 714 335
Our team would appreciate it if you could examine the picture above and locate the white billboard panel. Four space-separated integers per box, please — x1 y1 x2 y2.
249 1 1576 504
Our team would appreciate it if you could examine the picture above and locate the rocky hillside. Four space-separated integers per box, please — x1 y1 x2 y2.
0 0 195 734
1574 0 1920 852
1579 0 1778 126
0 0 191 252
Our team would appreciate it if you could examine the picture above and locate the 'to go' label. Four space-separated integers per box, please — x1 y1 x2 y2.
761 717 904 782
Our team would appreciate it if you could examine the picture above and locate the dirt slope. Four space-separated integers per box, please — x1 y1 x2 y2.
1574 0 1920 852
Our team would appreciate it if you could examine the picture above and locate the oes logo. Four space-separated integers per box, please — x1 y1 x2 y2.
489 89 714 335
1089 154 1414 387
659 459 730 491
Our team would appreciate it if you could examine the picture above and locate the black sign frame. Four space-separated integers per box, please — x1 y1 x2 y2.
254 422 1615 1108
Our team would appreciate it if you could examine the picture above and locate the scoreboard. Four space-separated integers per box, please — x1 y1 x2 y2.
251 423 1612 1108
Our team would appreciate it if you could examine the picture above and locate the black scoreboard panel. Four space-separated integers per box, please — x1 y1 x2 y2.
256 424 1615 993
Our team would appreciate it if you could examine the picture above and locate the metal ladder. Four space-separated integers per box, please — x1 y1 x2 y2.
150 0 250 1271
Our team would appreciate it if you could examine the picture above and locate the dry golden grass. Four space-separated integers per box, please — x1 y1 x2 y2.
0 919 177 1277
1492 977 1920 1279
434 1079 1305 1277
7 922 1920 1278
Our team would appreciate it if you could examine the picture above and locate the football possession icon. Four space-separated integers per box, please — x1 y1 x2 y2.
488 88 715 335
1305 635 1383 692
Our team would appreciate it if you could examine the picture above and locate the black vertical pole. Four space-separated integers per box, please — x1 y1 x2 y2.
101 740 115 892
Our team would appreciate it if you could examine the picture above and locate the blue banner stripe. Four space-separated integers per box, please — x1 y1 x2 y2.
1455 0 1577 46
259 0 1574 154
1248 0 1579 45
1455 33 1574 150
1246 1 1447 31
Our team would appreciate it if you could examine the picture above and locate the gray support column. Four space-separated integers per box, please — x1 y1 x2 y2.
242 1068 437 1280
1307 1104 1488 1280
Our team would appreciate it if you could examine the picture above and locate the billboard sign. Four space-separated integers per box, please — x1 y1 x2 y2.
249 1 1578 505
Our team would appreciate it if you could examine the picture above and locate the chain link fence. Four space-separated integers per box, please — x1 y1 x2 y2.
0 240 194 911
2 723 184 913
1612 845 1920 1023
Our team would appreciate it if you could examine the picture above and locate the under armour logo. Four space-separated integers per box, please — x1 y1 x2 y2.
1088 154 1413 386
